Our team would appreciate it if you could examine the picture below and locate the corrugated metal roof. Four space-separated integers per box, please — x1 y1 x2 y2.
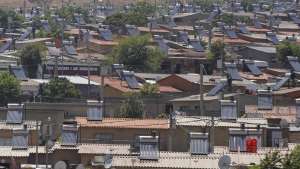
59 76 99 85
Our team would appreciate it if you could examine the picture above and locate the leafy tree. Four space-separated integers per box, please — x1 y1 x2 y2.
282 145 300 169
0 72 20 106
208 40 225 61
0 9 24 29
104 1 155 32
110 35 165 72
140 83 159 96
42 78 80 101
120 92 144 118
19 43 46 78
276 41 300 63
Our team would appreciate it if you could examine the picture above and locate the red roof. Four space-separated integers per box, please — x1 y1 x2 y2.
76 117 169 129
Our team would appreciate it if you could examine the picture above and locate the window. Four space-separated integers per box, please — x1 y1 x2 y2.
179 106 189 111
95 133 112 144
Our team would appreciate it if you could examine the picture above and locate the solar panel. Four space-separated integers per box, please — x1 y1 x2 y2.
287 56 300 72
12 129 28 149
220 100 237 120
63 41 77 55
87 100 103 121
178 31 189 44
254 18 262 29
0 39 12 53
289 13 300 24
245 61 262 76
266 32 279 45
257 90 272 110
207 79 227 96
112 64 124 78
165 15 176 27
153 35 169 54
10 65 27 81
206 10 218 23
238 23 249 34
190 39 204 52
190 132 209 155
225 27 238 39
19 27 32 41
126 25 140 36
41 20 50 32
139 136 159 160
272 73 290 91
62 124 78 146
99 28 113 41
122 70 140 89
147 18 159 29
225 63 242 80
74 14 86 25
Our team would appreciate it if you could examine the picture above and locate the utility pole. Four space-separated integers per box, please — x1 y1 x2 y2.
35 120 39 169
54 55 58 78
199 64 204 116
210 116 215 153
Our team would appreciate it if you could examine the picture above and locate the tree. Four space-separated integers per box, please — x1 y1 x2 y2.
110 35 165 72
0 72 20 106
282 145 300 169
140 83 159 96
248 146 300 169
208 40 225 61
19 43 46 78
104 1 155 32
276 41 300 63
120 92 144 118
42 78 80 101
0 9 24 29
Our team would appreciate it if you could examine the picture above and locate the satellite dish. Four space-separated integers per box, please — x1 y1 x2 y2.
54 161 67 169
218 155 231 169
280 119 289 128
104 154 113 169
76 164 84 169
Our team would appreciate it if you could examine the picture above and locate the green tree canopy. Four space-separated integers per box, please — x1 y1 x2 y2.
119 92 144 118
0 9 24 29
276 41 300 63
0 72 20 106
19 43 46 78
110 35 165 72
140 83 159 96
208 40 225 61
104 1 155 32
249 145 300 169
42 78 80 101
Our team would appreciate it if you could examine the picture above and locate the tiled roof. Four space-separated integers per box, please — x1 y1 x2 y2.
0 120 39 130
76 117 170 129
245 105 296 122
159 86 182 93
175 116 267 128
90 76 135 93
0 146 46 157
78 143 131 155
88 38 118 46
